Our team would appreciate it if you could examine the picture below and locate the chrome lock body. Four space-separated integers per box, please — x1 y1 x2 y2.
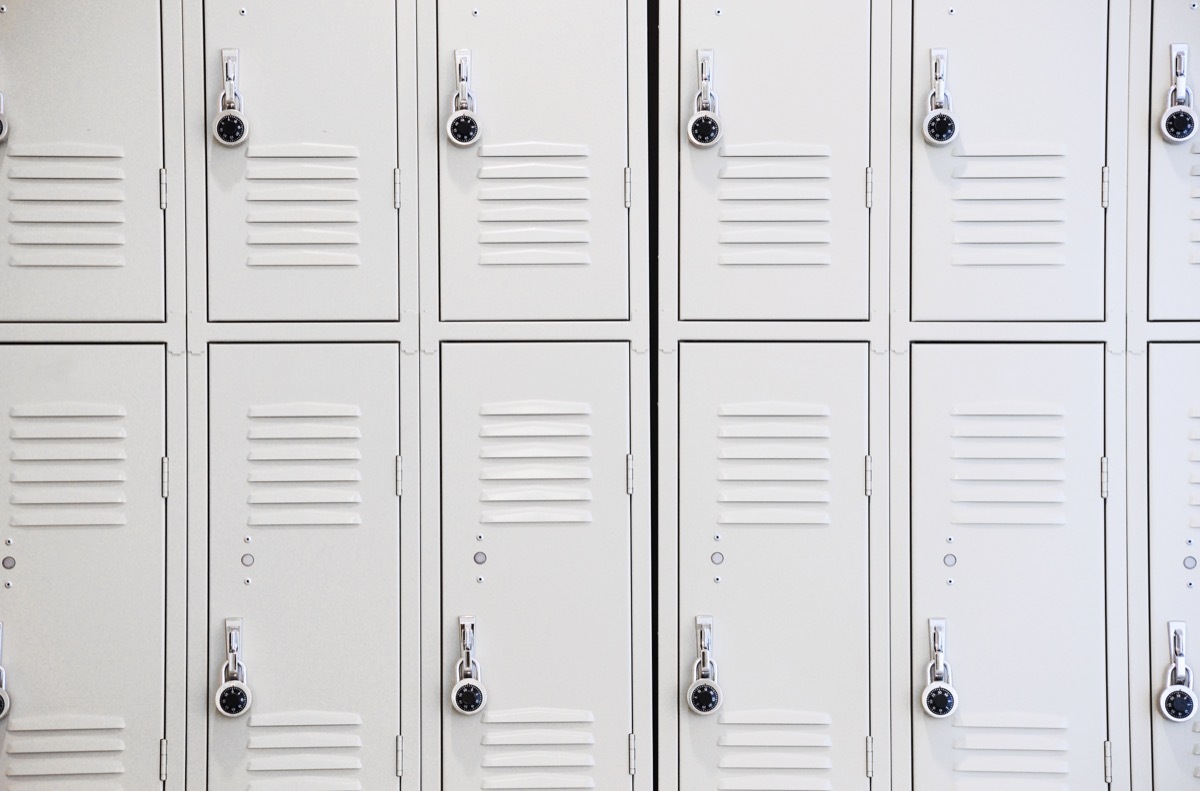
1161 622 1198 721
0 623 11 721
921 618 958 718
215 618 251 718
447 49 480 147
213 48 248 147
1162 44 1197 143
452 616 487 715
686 616 722 715
0 92 8 144
923 49 959 146
687 50 722 148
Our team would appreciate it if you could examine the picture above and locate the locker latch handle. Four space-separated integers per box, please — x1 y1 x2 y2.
1161 621 1198 721
215 617 252 718
451 616 487 714
687 50 722 148
0 622 11 721
446 49 481 147
921 618 958 718
212 48 249 147
923 49 959 146
686 616 722 715
1162 44 1197 143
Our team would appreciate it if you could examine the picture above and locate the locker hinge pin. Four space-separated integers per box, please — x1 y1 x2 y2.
626 454 634 495
395 734 403 777
865 167 873 209
624 167 632 209
628 733 636 775
864 455 873 498
1100 456 1109 499
161 457 169 499
865 735 874 778
159 169 167 210
393 169 401 209
1101 166 1110 209
1103 739 1112 783
159 738 168 781
395 456 403 498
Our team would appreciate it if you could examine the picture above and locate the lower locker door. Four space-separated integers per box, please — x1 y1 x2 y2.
1149 344 1200 785
441 342 634 789
0 345 167 786
911 344 1108 789
207 344 400 790
678 343 871 791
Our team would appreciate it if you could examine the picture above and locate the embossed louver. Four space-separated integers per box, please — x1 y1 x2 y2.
950 145 1068 268
1190 408 1200 528
5 144 128 269
716 144 834 268
716 401 832 528
478 400 594 527
480 707 596 790
243 144 363 269
952 712 1071 786
4 714 128 783
246 402 363 529
1191 143 1200 266
7 402 129 528
476 143 593 267
950 403 1067 528
245 710 364 790
716 709 834 790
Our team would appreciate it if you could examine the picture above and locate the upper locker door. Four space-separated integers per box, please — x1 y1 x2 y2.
1149 3 1200 320
0 2 165 322
205 1 401 321
441 343 633 788
911 344 1107 789
678 2 871 320
911 1 1108 321
0 345 166 785
207 344 400 790
1148 344 1200 785
678 344 870 790
438 2 630 321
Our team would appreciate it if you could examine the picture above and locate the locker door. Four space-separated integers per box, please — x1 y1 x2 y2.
0 2 165 322
0 345 166 785
438 2 630 321
441 343 633 788
911 344 1107 788
678 2 871 320
911 2 1108 321
678 343 870 790
1148 344 1200 785
205 1 401 321
207 344 400 789
1149 4 1200 320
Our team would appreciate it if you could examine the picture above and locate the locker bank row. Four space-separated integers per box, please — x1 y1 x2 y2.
2 0 1199 323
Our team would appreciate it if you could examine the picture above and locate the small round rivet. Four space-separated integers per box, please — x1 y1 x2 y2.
714 576 722 583
946 536 954 544
715 8 723 15
714 534 721 541
711 552 724 565
474 552 487 565
473 8 480 14
241 554 254 567
3 582 11 589
476 576 485 583
244 578 252 585
239 7 247 14
4 539 12 546
244 536 252 544
948 7 956 13
947 578 955 586
477 534 484 541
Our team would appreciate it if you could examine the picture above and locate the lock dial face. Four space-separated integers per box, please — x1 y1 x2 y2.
213 112 247 147
0 688 10 721
448 113 480 146
1162 108 1197 142
687 679 721 714
1161 686 1197 721
924 111 957 145
452 679 486 714
216 682 250 717
922 683 956 717
688 112 721 147
0 116 7 144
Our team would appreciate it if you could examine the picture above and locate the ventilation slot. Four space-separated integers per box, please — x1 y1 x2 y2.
952 713 1070 788
1190 141 1200 265
1190 410 1200 529
480 708 596 790
4 715 127 782
245 710 364 790
715 709 834 790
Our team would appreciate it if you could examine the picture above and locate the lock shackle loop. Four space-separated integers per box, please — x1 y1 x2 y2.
928 87 952 114
219 90 243 113
1169 85 1194 110
456 657 481 683
693 657 718 682
221 659 246 684
927 658 952 686
453 90 476 114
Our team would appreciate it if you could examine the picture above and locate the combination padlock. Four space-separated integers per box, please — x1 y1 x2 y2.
213 48 248 147
447 49 481 147
687 49 722 148
215 661 251 718
923 49 959 146
1161 667 1197 722
921 661 957 718
686 659 722 715
0 92 9 145
1162 45 1198 143
451 661 488 715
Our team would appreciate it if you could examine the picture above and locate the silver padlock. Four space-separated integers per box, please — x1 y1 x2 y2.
0 92 9 144
447 49 481 147
686 616 722 715
921 618 958 718
213 49 249 147
923 49 959 146
0 623 11 722
1162 45 1198 143
215 618 252 718
1161 623 1198 721
687 50 722 148
451 616 487 714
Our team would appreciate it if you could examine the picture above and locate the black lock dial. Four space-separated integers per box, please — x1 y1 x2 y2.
449 115 479 145
926 113 956 143
1164 689 1195 720
925 685 955 716
455 682 484 713
219 685 249 716
690 115 720 146
1165 109 1195 141
690 682 720 713
0 119 6 139
0 694 8 718
216 114 246 145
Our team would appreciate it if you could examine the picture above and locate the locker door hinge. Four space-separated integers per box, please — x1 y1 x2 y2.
393 169 402 209
159 169 167 210
624 167 632 209
865 167 874 209
625 454 634 495
864 455 873 497
1101 166 1110 209
395 456 403 497
159 738 168 781
1100 456 1109 499
395 734 403 777
161 457 169 499
1103 739 1113 783
865 735 874 778
628 733 636 775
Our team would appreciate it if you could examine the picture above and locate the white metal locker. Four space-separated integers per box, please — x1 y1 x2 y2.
1148 343 1200 786
207 344 400 789
910 2 1108 321
678 2 871 320
1148 3 1200 320
0 345 166 785
438 1 630 321
677 343 870 790
205 1 402 321
911 344 1107 788
0 2 165 322
440 342 634 788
